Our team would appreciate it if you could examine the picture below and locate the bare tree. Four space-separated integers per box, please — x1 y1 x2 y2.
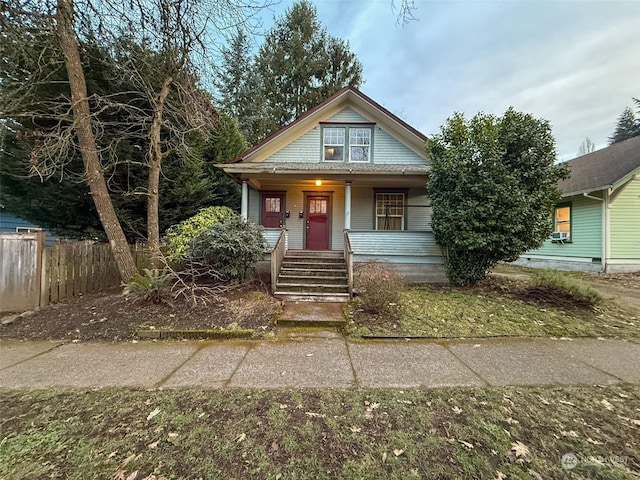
1 0 270 278
577 137 595 156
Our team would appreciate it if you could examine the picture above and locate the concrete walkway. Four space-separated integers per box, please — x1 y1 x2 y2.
1 333 639 390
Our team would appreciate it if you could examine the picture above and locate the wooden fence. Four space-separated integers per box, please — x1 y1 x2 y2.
1 237 153 312
0 232 45 312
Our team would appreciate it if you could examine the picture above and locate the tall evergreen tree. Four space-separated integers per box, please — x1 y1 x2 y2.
609 103 640 144
253 0 363 138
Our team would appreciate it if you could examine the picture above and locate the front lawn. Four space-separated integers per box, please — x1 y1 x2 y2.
1 386 638 479
346 275 640 338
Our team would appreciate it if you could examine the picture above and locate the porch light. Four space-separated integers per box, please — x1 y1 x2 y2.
315 179 322 186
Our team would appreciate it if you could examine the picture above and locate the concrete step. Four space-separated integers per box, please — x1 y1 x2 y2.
274 292 350 303
280 268 346 277
275 283 349 293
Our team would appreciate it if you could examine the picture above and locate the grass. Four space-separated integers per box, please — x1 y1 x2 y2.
1 386 639 479
346 271 639 338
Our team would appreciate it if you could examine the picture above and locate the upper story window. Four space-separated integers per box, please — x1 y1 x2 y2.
349 128 371 162
322 125 373 163
323 128 345 161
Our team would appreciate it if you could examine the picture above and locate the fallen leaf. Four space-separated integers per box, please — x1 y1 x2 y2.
396 400 412 405
271 441 279 451
167 432 178 439
458 440 474 450
600 399 615 411
559 400 576 407
393 448 405 457
279 403 288 409
507 441 532 464
452 406 463 415
147 440 159 449
382 452 388 463
587 437 604 445
147 408 161 421
561 430 579 438
632 419 640 426
305 411 326 418
126 472 138 480
235 433 246 443
349 426 362 433
506 417 519 425
305 353 313 357
494 471 507 480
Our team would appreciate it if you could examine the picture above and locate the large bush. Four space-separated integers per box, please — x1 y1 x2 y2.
427 109 569 286
164 206 235 260
189 216 267 282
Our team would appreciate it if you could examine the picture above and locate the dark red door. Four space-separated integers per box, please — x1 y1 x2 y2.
261 193 284 228
306 196 329 250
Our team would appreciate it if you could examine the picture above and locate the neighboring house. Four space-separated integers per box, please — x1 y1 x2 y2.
516 136 640 273
218 87 444 299
0 208 57 246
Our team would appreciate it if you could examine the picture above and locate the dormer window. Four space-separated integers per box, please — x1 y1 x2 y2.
322 124 373 163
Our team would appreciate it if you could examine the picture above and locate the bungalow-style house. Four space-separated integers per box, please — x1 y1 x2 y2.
516 135 640 273
218 87 445 301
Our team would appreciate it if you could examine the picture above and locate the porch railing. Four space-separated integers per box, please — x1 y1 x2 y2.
343 230 354 297
270 229 287 293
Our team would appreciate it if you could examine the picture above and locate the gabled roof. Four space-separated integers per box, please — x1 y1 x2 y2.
560 135 640 196
226 86 428 164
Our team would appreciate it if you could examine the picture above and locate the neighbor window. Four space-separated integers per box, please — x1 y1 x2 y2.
323 127 345 161
349 128 371 162
376 193 405 230
553 204 571 241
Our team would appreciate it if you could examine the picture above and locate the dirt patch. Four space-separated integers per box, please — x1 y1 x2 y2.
0 279 280 342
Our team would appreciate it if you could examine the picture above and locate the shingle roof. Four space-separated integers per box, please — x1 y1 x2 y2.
559 136 640 196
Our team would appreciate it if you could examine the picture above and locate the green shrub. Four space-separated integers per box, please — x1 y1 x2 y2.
353 262 406 315
164 206 235 260
122 268 174 304
531 269 603 306
188 216 267 282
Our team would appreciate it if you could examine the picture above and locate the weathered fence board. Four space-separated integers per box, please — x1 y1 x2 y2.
1 238 154 311
0 232 44 312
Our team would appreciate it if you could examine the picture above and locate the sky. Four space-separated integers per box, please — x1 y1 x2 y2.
255 0 640 162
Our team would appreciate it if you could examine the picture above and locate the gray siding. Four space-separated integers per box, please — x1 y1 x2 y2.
327 107 368 123
264 107 427 166
348 231 442 264
373 127 427 165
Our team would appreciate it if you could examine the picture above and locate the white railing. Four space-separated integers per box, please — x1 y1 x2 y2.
270 229 287 293
344 230 353 297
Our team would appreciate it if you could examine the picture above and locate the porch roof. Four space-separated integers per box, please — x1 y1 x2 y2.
218 162 429 177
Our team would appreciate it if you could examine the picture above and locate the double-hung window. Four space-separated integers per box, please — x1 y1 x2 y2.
323 128 345 161
322 125 372 162
349 128 371 162
376 193 405 230
553 203 571 241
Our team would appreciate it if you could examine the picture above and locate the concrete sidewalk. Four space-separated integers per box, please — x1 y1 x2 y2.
1 333 639 390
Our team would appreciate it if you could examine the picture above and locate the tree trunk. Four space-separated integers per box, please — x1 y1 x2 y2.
147 76 173 268
56 0 137 282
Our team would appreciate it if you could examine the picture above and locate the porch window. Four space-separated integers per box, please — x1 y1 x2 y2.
323 127 345 161
553 203 571 242
376 193 405 230
349 128 371 162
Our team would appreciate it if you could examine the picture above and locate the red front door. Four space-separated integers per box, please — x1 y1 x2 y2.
306 196 329 250
261 193 284 228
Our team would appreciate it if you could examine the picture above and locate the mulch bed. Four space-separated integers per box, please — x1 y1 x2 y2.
0 280 280 342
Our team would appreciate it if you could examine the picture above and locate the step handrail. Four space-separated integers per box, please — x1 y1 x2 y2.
343 230 353 297
271 229 287 294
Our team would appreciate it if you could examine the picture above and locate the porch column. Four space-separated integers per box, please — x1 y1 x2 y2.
240 180 248 220
344 181 352 230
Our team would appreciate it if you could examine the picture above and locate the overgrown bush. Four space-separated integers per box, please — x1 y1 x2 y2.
353 262 406 315
122 268 174 304
188 216 267 283
530 269 603 307
164 206 235 260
